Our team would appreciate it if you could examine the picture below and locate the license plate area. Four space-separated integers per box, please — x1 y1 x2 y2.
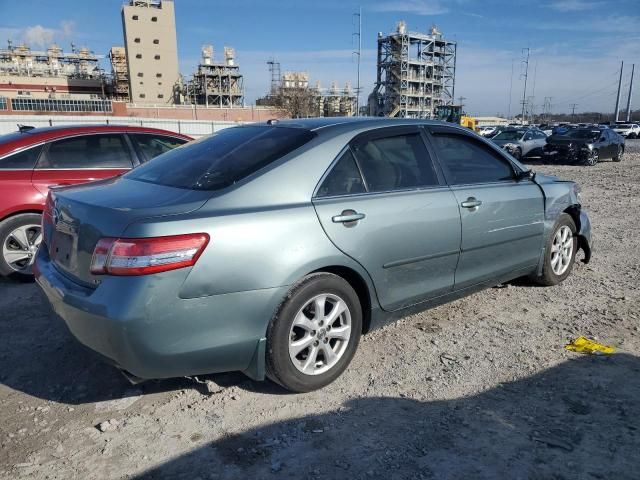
51 229 75 269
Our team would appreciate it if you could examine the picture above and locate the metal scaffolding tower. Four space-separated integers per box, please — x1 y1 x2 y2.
109 47 130 101
187 45 244 107
369 22 456 118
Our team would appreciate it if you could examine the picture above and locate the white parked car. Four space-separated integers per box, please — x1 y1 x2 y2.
478 125 499 137
612 123 640 139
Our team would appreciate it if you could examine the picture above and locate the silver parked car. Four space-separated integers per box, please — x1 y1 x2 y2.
490 127 548 159
35 118 592 392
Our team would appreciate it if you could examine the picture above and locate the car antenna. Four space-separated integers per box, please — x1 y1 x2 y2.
17 124 35 133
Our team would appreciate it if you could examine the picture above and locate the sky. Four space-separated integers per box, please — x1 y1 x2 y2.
0 0 639 116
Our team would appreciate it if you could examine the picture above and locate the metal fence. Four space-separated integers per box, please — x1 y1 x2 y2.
0 115 240 138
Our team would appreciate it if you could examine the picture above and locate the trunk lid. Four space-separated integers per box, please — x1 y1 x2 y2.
43 176 211 286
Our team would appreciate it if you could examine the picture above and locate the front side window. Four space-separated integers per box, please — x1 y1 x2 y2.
316 150 365 197
39 134 132 169
129 134 187 162
351 132 438 192
0 145 43 169
431 134 514 185
126 126 315 190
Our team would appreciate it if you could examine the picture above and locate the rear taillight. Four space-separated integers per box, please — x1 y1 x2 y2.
90 233 209 276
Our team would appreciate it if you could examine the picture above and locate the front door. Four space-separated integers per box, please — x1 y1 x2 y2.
427 128 545 290
313 127 461 311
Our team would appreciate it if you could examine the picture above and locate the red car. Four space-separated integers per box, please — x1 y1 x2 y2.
0 124 191 278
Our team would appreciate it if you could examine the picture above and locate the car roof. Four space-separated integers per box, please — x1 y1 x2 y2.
258 116 449 132
0 124 191 157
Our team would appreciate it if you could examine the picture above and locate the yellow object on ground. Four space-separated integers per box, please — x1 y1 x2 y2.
565 336 615 355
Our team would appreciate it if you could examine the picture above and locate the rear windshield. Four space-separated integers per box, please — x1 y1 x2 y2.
125 126 315 190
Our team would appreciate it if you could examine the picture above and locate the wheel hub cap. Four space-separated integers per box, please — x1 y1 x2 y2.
2 223 42 273
288 293 352 376
550 225 573 276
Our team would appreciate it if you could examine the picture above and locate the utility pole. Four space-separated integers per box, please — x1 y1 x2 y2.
520 48 530 125
570 103 578 121
508 59 514 120
543 97 552 122
352 7 362 116
614 60 624 123
626 63 635 122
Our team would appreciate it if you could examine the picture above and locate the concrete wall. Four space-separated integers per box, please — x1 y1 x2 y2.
0 114 238 138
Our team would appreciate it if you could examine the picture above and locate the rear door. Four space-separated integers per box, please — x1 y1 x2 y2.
313 126 461 311
427 127 545 290
0 145 44 218
604 129 617 158
32 133 134 196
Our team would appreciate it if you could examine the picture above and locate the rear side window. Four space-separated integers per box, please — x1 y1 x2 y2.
39 134 133 169
316 150 365 197
431 134 514 185
0 145 43 169
129 134 187 162
126 126 315 190
351 133 438 192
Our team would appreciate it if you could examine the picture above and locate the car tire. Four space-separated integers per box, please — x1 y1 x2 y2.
613 145 624 162
531 213 578 286
583 148 599 166
266 272 362 392
512 147 522 160
0 213 43 279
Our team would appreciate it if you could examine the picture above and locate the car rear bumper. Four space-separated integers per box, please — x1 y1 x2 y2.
34 246 287 380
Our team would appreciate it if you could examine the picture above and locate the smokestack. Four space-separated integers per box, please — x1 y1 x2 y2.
626 64 635 122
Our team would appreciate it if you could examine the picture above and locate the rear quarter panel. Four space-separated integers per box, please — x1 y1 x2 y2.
0 170 43 220
121 203 379 302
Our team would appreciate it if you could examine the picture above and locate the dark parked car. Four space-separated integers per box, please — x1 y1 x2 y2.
543 127 624 165
35 118 592 392
0 124 191 278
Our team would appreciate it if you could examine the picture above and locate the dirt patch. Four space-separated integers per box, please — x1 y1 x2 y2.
1 142 639 479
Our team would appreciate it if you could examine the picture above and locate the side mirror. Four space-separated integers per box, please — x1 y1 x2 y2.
516 169 535 182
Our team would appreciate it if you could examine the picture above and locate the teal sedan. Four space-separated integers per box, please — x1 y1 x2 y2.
35 118 592 392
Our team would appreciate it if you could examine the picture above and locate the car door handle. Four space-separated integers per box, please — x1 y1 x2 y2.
461 198 482 209
332 210 365 224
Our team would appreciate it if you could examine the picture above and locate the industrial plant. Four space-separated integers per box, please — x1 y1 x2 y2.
257 65 357 118
368 21 457 118
0 0 461 122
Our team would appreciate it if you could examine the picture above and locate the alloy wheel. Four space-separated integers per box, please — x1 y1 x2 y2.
2 224 42 273
288 293 352 375
550 225 573 276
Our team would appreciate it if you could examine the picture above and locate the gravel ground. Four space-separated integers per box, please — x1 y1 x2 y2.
1 141 639 480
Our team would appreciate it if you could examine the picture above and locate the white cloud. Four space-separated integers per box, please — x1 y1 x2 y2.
548 0 602 12
372 0 449 16
4 21 76 49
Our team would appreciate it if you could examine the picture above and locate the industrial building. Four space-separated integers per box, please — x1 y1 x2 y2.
121 0 179 104
368 22 457 118
257 65 356 117
179 45 244 107
108 47 130 101
0 41 110 113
